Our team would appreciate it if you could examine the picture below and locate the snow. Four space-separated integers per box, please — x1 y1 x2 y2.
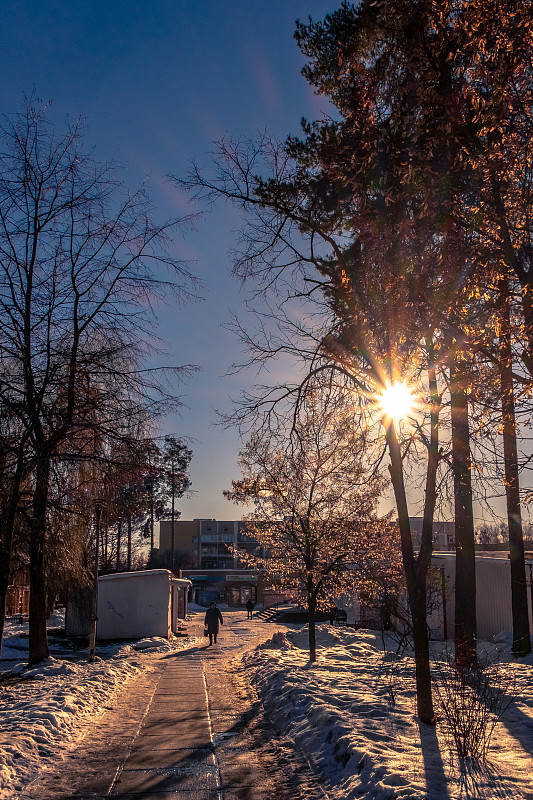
0 611 197 799
187 601 231 611
2 611 533 799
244 624 533 799
0 656 144 796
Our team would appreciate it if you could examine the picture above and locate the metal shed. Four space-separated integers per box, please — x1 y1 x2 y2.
96 569 191 640
431 554 533 640
66 569 191 640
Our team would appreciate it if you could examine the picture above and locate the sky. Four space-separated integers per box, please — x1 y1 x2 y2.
0 0 341 521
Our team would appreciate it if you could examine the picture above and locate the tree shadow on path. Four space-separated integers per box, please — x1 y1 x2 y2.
160 643 212 659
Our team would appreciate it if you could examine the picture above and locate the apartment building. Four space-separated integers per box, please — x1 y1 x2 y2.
158 519 199 567
158 519 256 570
197 519 239 570
408 517 455 551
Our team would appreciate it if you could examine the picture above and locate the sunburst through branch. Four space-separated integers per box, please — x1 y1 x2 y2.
378 381 415 422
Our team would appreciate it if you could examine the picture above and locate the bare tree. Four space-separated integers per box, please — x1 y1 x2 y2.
225 386 387 662
180 130 451 722
161 435 193 572
0 98 197 664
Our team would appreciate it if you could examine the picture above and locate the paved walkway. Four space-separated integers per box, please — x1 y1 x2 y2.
20 611 317 800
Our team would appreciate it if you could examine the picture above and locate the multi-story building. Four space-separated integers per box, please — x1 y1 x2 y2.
158 519 200 567
408 517 455 551
197 519 239 570
158 519 257 570
158 519 261 606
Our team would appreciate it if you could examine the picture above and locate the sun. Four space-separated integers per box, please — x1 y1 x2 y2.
378 381 415 422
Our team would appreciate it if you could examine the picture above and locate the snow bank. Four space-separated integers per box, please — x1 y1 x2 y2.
131 636 180 651
244 624 533 799
0 656 143 798
0 612 198 799
256 631 293 650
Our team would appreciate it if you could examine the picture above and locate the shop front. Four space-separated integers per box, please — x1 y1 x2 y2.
224 574 257 606
187 575 220 606
183 569 258 607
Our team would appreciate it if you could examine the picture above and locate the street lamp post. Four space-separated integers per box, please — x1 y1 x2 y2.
170 453 175 572
88 499 103 663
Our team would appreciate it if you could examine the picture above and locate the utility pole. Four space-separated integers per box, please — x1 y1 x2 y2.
150 478 155 565
147 452 155 565
171 452 175 572
88 500 103 663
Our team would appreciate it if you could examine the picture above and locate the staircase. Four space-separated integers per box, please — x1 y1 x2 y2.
255 603 294 622
255 604 329 624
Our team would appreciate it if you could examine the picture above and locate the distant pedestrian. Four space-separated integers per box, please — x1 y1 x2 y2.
204 601 223 645
328 605 337 626
246 598 255 619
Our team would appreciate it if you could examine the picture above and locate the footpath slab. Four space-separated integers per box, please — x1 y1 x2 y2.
18 611 321 800
110 658 219 800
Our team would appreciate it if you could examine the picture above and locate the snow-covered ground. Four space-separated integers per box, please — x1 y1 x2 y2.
245 625 533 799
0 611 198 799
2 611 533 800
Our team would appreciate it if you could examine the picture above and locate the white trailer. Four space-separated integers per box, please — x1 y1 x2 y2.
431 554 533 640
95 569 191 641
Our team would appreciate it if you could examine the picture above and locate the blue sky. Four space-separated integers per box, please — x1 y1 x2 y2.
1 0 341 520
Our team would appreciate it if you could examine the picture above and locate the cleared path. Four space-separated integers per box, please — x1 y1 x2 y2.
20 611 316 800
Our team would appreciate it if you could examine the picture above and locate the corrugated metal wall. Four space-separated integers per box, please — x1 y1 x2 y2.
431 555 533 640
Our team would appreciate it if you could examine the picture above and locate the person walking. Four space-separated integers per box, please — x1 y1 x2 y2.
204 601 223 645
246 598 254 619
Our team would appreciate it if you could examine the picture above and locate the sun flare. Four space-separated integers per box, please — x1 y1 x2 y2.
378 382 415 422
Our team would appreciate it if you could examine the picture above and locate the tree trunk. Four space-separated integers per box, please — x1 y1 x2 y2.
308 589 317 663
519 281 533 375
150 487 155 565
0 520 17 655
450 359 477 667
45 589 55 619
0 448 25 656
100 528 105 572
419 357 440 577
385 422 434 724
171 460 175 573
410 358 441 709
499 278 531 656
0 532 12 659
491 176 533 377
28 454 51 666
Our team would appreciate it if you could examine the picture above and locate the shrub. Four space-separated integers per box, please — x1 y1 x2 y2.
433 649 514 762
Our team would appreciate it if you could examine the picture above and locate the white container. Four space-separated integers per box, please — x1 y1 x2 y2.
96 569 191 640
432 554 533 640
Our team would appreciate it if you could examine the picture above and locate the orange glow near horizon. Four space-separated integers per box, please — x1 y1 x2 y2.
378 381 415 422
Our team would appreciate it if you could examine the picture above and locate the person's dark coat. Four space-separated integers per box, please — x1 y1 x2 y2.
246 599 254 612
204 606 223 634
